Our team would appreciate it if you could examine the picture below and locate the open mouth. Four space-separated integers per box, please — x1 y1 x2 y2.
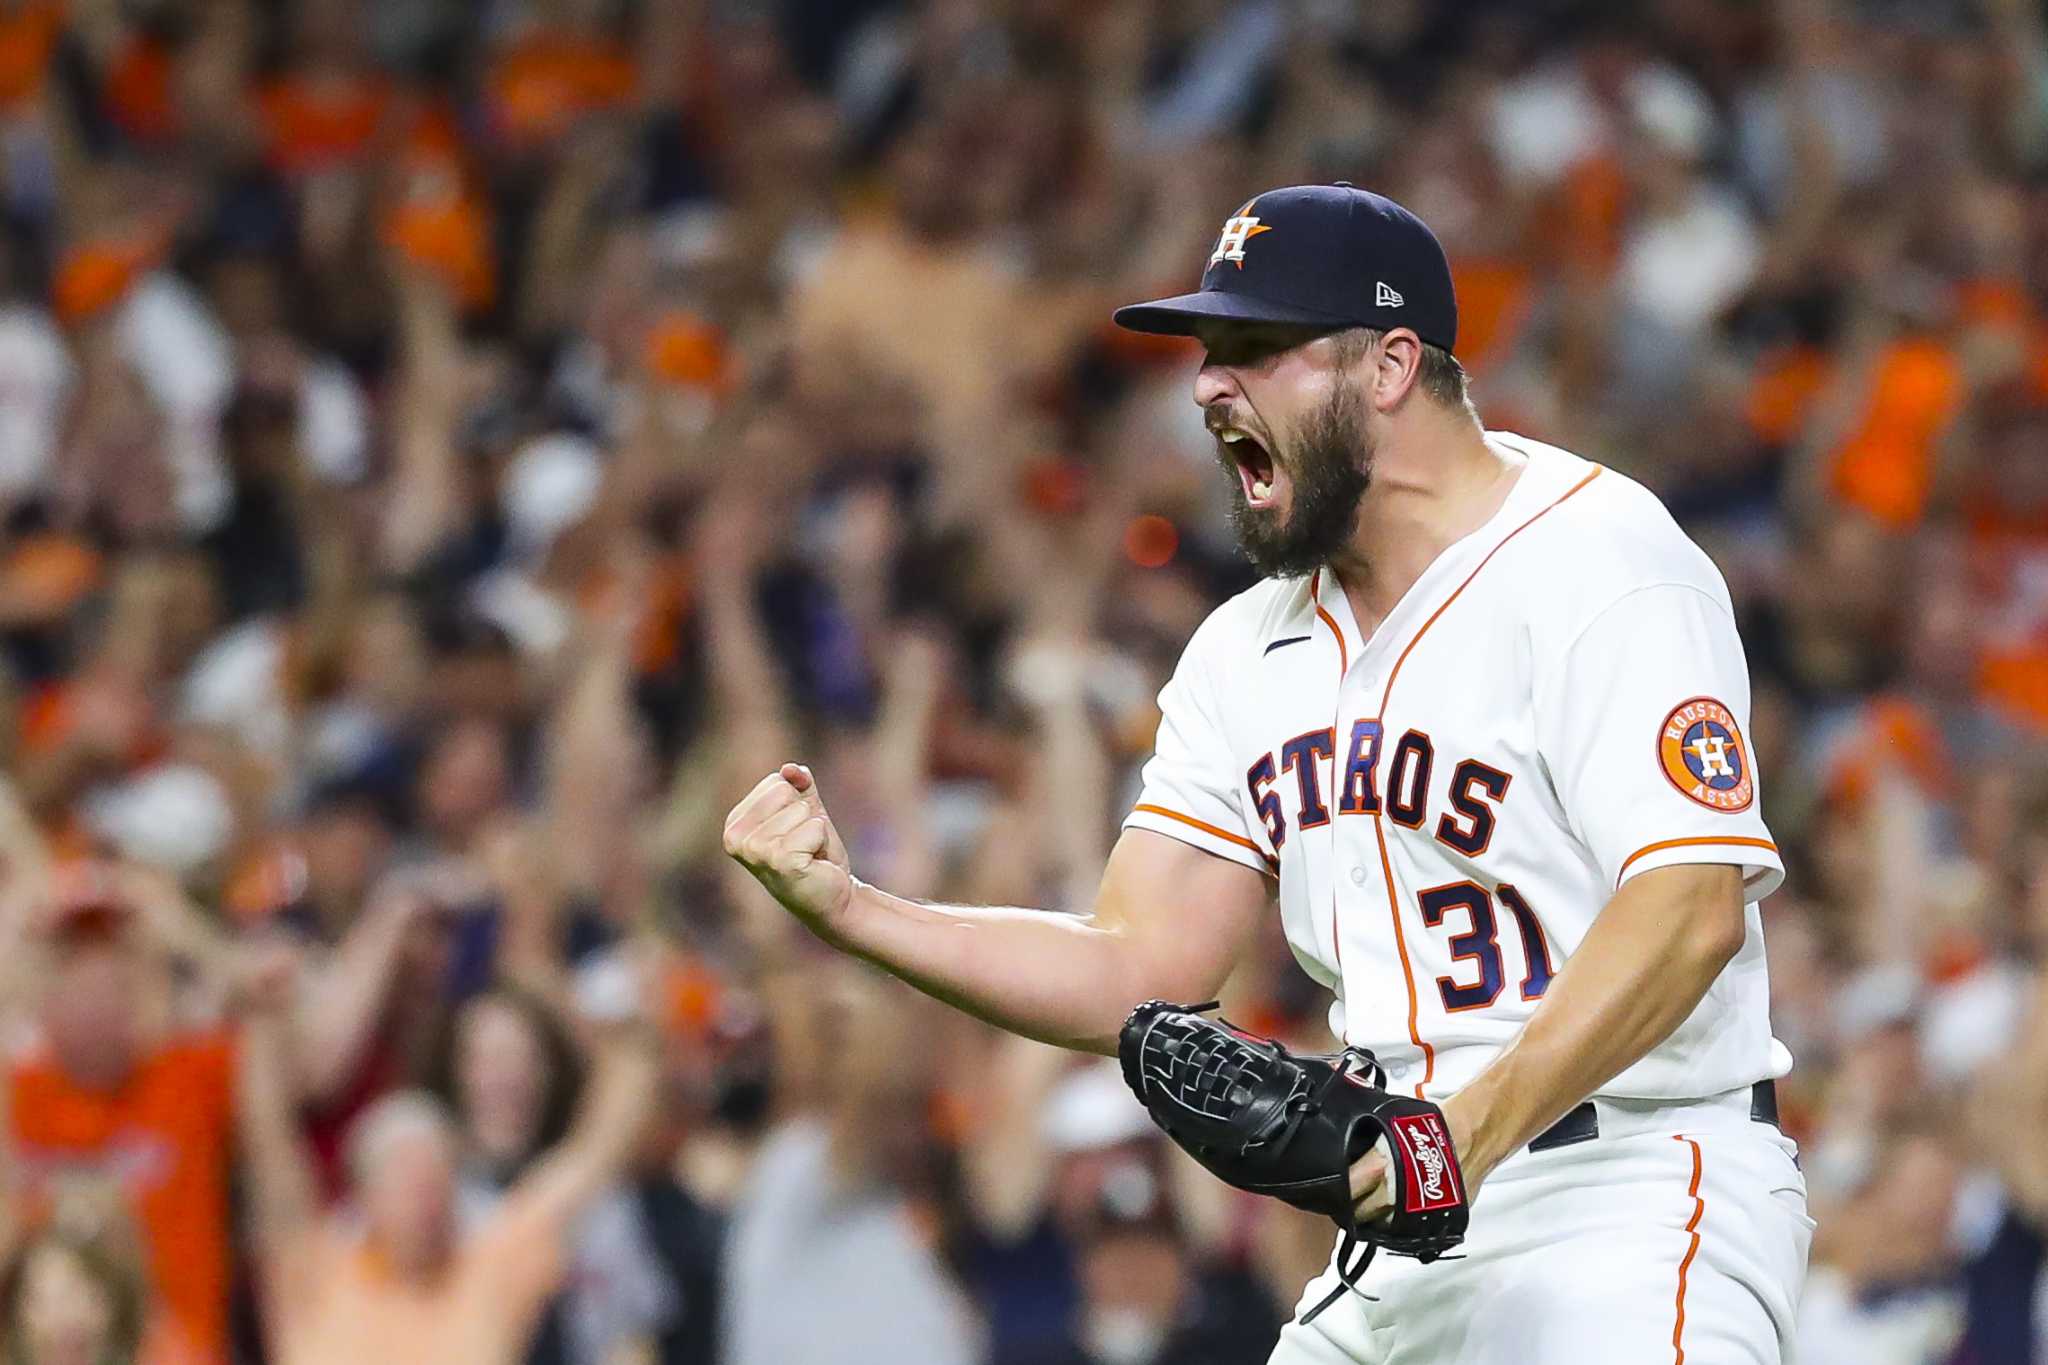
1217 427 1280 509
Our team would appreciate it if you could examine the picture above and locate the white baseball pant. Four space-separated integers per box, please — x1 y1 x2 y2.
1267 1086 1812 1365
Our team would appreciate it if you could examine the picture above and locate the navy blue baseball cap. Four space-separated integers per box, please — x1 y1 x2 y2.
1112 183 1458 354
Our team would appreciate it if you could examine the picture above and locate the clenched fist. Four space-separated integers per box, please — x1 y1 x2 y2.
723 764 856 938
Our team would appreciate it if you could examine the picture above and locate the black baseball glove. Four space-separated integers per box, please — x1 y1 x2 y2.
1117 999 1470 1322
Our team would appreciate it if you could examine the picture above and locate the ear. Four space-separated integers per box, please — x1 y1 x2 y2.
1369 330 1426 413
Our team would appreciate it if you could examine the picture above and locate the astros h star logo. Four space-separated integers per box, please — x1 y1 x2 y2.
1209 200 1273 268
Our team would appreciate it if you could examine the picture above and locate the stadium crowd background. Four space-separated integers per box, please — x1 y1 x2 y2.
1 0 2047 1360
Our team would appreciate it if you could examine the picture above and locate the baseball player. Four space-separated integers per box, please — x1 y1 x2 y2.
724 183 1811 1363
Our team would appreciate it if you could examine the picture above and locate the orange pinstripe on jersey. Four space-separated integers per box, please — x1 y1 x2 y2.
1370 465 1605 1095
1309 570 1349 967
1309 569 1350 675
1617 835 1780 888
1672 1135 1706 1364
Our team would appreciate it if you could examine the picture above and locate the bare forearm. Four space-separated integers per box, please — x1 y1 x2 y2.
703 588 789 727
297 907 411 1100
288 527 362 693
1449 866 1745 1176
0 778 51 890
13 742 109 815
547 633 636 894
961 1034 1068 1235
1035 690 1113 913
585 1034 660 1152
833 883 1176 1056
381 430 459 570
239 1014 319 1243
380 287 461 571
496 894 574 1015
0 1060 17 1260
726 784 1268 1059
519 1032 660 1226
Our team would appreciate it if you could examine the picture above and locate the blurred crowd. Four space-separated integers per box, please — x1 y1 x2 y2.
3 0 2048 1361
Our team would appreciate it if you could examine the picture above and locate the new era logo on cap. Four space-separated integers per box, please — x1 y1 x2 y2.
1376 281 1404 308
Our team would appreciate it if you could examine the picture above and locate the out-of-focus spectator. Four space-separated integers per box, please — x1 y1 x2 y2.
284 876 446 1198
723 967 981 1365
967 1055 1279 1365
238 948 661 1365
1955 965 2048 1364
1012 1172 1278 1365
2 865 243 1365
1798 1128 1967 1365
439 982 721 1365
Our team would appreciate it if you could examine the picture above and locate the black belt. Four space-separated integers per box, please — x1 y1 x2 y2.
1528 1080 1780 1154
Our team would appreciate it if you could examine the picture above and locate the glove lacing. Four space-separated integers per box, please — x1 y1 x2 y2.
1301 1233 1378 1325
1135 1003 1319 1159
1297 1048 1392 1326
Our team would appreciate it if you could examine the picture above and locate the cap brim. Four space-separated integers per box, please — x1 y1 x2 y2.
1111 289 1353 336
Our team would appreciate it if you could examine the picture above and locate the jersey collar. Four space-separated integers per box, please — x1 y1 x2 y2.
1287 433 1578 671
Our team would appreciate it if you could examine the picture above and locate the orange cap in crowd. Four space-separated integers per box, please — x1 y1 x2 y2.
52 236 164 327
486 31 637 149
643 314 736 394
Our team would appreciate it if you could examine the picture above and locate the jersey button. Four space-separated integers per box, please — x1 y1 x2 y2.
1349 866 1367 886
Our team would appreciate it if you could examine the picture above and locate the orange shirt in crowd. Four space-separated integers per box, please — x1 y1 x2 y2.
0 0 63 110
7 1033 238 1365
1744 345 1832 446
1967 503 2048 734
273 1192 567 1365
1554 152 1629 273
259 72 393 175
101 34 176 143
1447 258 1533 376
1827 335 1965 530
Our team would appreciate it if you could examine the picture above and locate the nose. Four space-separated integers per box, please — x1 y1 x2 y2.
1193 360 1239 411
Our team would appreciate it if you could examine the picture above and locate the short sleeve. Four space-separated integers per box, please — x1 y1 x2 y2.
1122 624 1275 877
1534 583 1784 900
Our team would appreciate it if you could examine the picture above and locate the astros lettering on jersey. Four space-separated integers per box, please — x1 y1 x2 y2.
1125 434 1788 1103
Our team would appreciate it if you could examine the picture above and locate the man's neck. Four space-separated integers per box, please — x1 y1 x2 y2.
1326 416 1518 638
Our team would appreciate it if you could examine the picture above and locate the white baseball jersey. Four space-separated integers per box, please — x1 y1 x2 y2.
1125 433 1788 1102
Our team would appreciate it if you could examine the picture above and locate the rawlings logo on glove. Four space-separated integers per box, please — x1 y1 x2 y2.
1117 1000 1471 1323
1389 1111 1463 1212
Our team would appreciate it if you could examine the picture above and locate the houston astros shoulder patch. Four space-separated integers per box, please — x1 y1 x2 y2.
1658 697 1754 812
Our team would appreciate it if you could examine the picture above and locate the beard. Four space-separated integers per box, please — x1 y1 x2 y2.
1221 384 1373 579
